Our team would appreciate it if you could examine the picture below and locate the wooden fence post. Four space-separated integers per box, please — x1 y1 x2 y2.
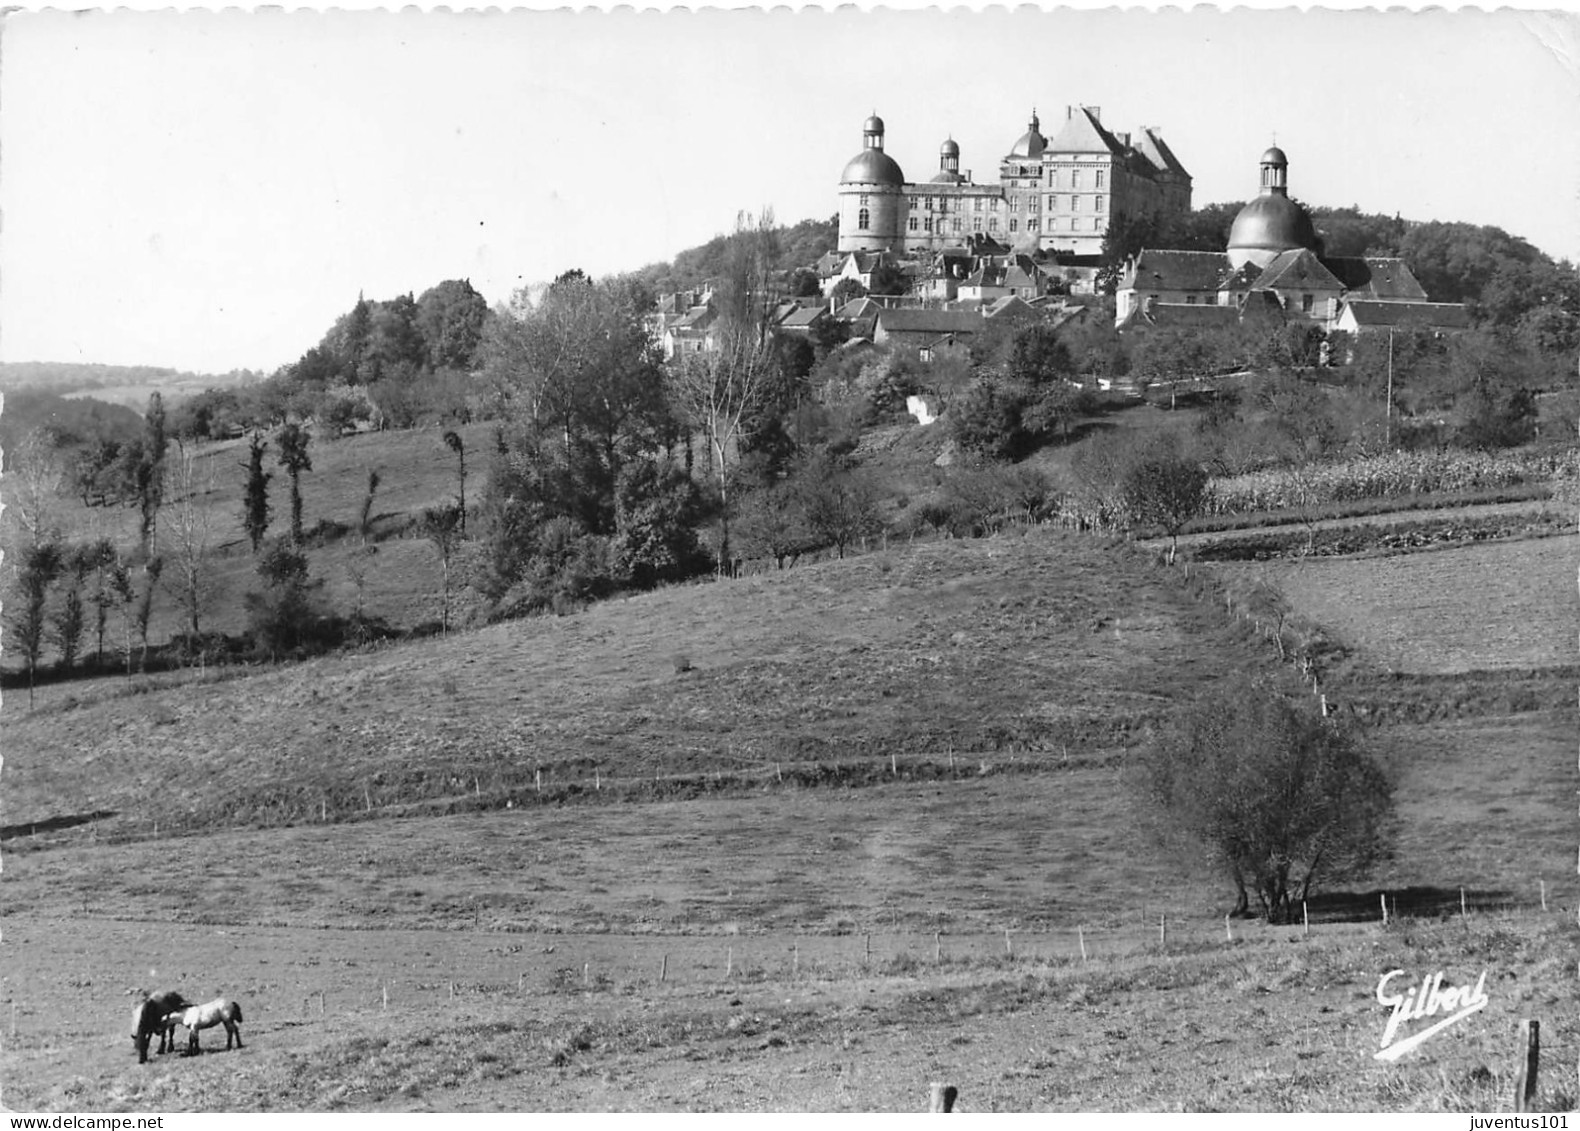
934 931 941 962
660 954 668 984
928 1083 958 1113
1539 880 1547 912
1380 893 1389 925
1078 926 1087 963
1303 901 1309 936
1004 928 1013 957
1225 914 1232 942
1514 1019 1540 1112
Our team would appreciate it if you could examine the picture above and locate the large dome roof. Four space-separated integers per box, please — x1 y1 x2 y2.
1228 192 1316 256
841 148 905 187
1008 129 1044 159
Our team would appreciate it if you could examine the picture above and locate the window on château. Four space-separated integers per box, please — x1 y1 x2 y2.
1095 169 1105 188
1071 196 1080 210
858 208 870 229
1009 218 1019 232
952 218 962 232
1095 195 1105 211
973 217 982 231
989 217 999 231
974 198 983 211
909 217 919 231
1072 170 1082 188
1302 294 1314 313
1028 218 1039 232
925 218 934 232
860 194 869 208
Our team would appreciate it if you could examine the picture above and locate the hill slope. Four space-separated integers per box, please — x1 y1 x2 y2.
6 531 1258 838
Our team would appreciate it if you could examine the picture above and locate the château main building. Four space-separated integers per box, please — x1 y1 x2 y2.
837 106 1192 257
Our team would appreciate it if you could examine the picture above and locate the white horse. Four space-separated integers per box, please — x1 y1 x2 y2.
168 998 244 1054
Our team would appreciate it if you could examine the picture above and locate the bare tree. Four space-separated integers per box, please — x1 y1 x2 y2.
348 469 381 641
8 428 64 549
665 209 781 574
162 441 217 653
420 504 464 636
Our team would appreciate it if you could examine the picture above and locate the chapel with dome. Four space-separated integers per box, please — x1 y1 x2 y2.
1226 147 1320 269
837 105 1193 256
1116 145 1469 336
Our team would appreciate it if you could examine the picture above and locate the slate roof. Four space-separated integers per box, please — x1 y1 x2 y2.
836 297 882 320
877 308 987 336
984 295 1038 320
1323 257 1429 301
1132 128 1191 179
778 306 830 329
671 305 716 331
1045 105 1123 155
1252 248 1346 293
1343 300 1471 330
1125 249 1233 292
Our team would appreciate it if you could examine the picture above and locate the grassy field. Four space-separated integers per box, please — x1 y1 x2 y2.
2 421 499 665
1221 535 1577 674
4 533 1255 838
3 518 1575 1111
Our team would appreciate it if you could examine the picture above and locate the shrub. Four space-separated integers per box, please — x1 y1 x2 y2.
1137 674 1395 922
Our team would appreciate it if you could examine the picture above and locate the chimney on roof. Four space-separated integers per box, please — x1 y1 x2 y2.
1118 131 1131 148
1066 105 1074 120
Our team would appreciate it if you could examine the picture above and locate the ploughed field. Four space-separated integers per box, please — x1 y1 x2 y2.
3 528 1575 1111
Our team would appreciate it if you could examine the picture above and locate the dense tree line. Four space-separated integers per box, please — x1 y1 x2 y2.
625 216 838 299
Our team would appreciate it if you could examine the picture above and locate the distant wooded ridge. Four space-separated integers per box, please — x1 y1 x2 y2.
0 361 265 395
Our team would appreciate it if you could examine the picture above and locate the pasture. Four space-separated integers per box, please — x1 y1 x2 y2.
3 525 1575 1111
2 421 497 665
1223 535 1577 674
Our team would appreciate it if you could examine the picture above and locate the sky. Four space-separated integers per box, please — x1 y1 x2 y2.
2 3 1578 374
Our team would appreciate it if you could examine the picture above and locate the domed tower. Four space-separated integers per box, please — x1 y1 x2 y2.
1007 110 1046 160
838 114 906 253
931 137 965 184
1227 145 1318 269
